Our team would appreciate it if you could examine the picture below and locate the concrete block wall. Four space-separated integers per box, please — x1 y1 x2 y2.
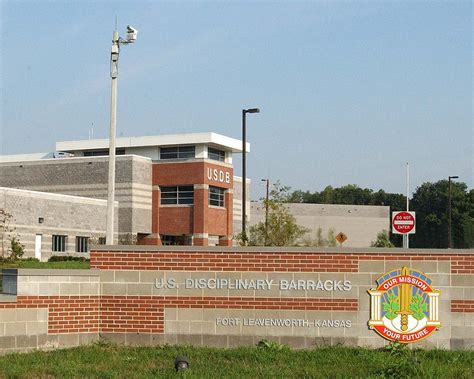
1 247 472 354
0 155 152 237
0 187 117 260
0 269 100 354
92 246 474 350
249 203 390 248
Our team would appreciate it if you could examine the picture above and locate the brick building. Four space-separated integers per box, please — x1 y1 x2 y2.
1 132 390 259
1 133 249 253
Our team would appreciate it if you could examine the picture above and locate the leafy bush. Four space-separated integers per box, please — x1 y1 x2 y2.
371 230 395 248
48 256 89 262
19 257 40 262
9 237 25 261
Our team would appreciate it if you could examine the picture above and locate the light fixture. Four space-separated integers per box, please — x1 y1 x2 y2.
174 356 189 372
38 217 44 224
245 108 260 114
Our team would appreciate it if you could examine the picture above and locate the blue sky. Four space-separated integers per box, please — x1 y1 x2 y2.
1 1 472 199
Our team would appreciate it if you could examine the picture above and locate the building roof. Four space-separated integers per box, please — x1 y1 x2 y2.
0 186 116 206
0 153 51 163
56 132 250 153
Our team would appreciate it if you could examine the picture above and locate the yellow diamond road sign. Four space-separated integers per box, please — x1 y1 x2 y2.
336 232 347 244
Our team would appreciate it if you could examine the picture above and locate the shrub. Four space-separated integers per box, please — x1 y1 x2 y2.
371 230 395 248
48 256 89 262
20 257 40 262
9 237 25 261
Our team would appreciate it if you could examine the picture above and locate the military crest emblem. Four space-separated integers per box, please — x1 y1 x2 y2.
368 267 441 343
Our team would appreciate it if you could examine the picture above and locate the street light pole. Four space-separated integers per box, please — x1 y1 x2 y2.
241 108 260 244
448 175 459 249
106 25 138 245
261 178 269 246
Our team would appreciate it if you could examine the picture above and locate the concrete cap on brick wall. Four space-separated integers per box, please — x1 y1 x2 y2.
91 245 474 255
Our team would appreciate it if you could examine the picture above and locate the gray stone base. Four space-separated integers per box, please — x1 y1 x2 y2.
0 333 99 355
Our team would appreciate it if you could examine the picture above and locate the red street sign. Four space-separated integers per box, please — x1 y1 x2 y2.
392 211 416 235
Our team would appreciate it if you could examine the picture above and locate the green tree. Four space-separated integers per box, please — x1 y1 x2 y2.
332 184 373 205
302 227 337 247
9 236 25 261
371 230 394 248
240 182 308 246
326 228 337 247
0 209 15 259
410 180 472 248
287 181 473 248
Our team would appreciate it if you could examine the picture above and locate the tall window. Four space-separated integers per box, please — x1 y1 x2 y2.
208 147 225 162
160 146 195 160
209 186 225 207
75 236 89 253
160 186 194 205
52 235 67 252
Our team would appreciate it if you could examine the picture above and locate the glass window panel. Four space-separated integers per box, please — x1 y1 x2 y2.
208 147 225 162
52 235 67 252
160 186 194 205
209 186 225 207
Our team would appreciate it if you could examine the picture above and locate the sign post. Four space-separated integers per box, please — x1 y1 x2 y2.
392 211 416 236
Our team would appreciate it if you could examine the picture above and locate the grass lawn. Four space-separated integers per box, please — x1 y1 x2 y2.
0 342 473 378
0 260 90 270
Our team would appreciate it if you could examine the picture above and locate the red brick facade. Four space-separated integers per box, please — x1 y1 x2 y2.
0 296 100 334
1 248 473 346
142 161 234 246
100 296 357 333
90 250 474 273
451 300 474 313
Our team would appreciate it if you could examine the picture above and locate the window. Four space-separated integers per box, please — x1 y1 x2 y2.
160 146 195 160
52 235 67 252
160 186 194 205
209 186 225 207
83 148 125 157
161 235 178 246
208 147 226 162
75 236 89 253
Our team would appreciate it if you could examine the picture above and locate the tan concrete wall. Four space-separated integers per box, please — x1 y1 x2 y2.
249 203 390 247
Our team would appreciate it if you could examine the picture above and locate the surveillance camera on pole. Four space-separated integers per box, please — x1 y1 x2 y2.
106 24 138 245
125 25 138 43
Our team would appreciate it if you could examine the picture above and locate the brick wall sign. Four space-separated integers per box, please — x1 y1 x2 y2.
1 247 473 353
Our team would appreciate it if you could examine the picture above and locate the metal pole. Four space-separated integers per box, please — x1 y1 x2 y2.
106 31 119 245
242 110 247 243
405 162 409 248
264 179 269 246
448 177 452 249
